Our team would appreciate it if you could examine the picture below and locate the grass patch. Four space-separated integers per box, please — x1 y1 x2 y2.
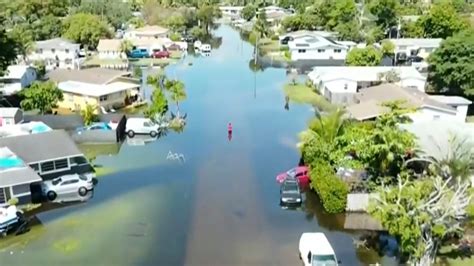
52 238 80 254
284 83 336 112
258 39 280 53
94 167 116 177
467 116 474 123
84 56 127 66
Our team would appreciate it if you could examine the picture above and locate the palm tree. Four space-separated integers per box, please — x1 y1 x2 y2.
253 11 270 39
298 109 347 148
120 40 133 58
81 104 99 126
165 79 187 115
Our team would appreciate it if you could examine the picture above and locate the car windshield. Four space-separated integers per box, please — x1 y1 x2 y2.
52 178 62 186
286 168 297 177
312 255 337 266
283 182 299 193
78 175 88 181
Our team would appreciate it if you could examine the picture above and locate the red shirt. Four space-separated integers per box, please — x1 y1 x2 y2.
228 124 233 131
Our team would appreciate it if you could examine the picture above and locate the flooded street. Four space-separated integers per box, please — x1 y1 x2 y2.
0 26 383 265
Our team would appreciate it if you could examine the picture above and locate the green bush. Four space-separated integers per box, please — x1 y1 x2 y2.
170 32 182 42
279 46 289 51
309 160 348 213
271 34 279 41
284 50 291 60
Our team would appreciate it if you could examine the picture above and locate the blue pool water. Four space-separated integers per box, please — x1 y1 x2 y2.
0 157 23 168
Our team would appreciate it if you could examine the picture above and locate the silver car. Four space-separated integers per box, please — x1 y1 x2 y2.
42 174 94 201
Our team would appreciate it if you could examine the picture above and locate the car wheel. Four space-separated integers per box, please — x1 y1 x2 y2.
47 191 57 201
78 187 87 196
150 131 157 137
127 130 135 137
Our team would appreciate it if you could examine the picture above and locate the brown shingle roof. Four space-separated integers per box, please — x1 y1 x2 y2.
347 84 456 120
47 68 132 85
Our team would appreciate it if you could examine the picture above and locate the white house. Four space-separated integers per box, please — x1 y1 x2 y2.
428 95 472 122
280 30 338 43
388 38 442 60
346 83 466 122
219 6 244 17
97 39 123 59
308 66 427 104
27 38 81 70
287 35 349 62
0 65 37 95
124 25 169 40
0 108 23 127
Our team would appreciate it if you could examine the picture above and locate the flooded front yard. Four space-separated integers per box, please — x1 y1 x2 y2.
1 26 388 265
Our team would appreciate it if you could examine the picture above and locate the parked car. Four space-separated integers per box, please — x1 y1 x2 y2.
280 36 293 45
276 166 309 185
0 205 28 237
126 118 164 138
42 174 94 201
128 48 149 58
299 232 339 266
76 122 112 134
280 178 302 206
152 50 170 58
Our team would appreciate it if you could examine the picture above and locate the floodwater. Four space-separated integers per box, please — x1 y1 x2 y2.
0 26 389 265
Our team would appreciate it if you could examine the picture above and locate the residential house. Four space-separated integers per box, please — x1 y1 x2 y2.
287 35 350 62
129 38 171 55
308 66 426 104
280 30 338 43
0 121 51 138
124 25 170 40
346 83 466 122
428 96 472 122
0 65 37 95
97 39 123 59
387 38 442 60
47 68 140 112
0 108 23 127
0 147 42 207
0 130 95 180
400 120 474 186
27 38 81 70
219 6 244 17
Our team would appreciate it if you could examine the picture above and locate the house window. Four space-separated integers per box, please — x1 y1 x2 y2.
99 95 108 101
344 83 348 90
334 49 342 53
65 49 69 53
29 163 39 172
298 49 306 53
317 49 325 53
51 49 56 53
54 159 69 170
40 161 55 172
12 184 30 196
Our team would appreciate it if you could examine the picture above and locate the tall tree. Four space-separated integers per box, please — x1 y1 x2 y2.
253 11 270 38
31 15 63 40
368 0 400 30
241 4 257 21
0 18 17 76
8 25 34 62
346 45 382 66
20 81 64 114
73 0 133 30
428 30 474 97
145 74 169 121
62 13 112 49
417 2 467 38
196 4 221 35
164 79 187 114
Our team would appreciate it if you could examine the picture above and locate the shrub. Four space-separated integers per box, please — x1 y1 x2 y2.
170 32 182 42
7 197 19 206
271 34 279 41
309 160 348 213
284 50 291 60
279 46 289 51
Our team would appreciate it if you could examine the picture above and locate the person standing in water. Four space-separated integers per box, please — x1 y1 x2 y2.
227 122 233 141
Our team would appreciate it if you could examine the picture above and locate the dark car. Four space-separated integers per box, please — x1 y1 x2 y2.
280 36 293 45
280 178 302 206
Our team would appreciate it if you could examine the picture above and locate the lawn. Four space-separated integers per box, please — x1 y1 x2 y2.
83 56 127 66
283 83 336 112
258 39 281 53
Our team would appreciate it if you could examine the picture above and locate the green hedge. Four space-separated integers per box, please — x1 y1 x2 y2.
310 161 348 213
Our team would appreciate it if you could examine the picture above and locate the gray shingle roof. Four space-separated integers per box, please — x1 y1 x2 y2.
47 68 132 85
35 38 80 50
0 130 83 164
0 167 42 187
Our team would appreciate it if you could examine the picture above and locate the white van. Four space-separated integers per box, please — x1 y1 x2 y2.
125 118 162 138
